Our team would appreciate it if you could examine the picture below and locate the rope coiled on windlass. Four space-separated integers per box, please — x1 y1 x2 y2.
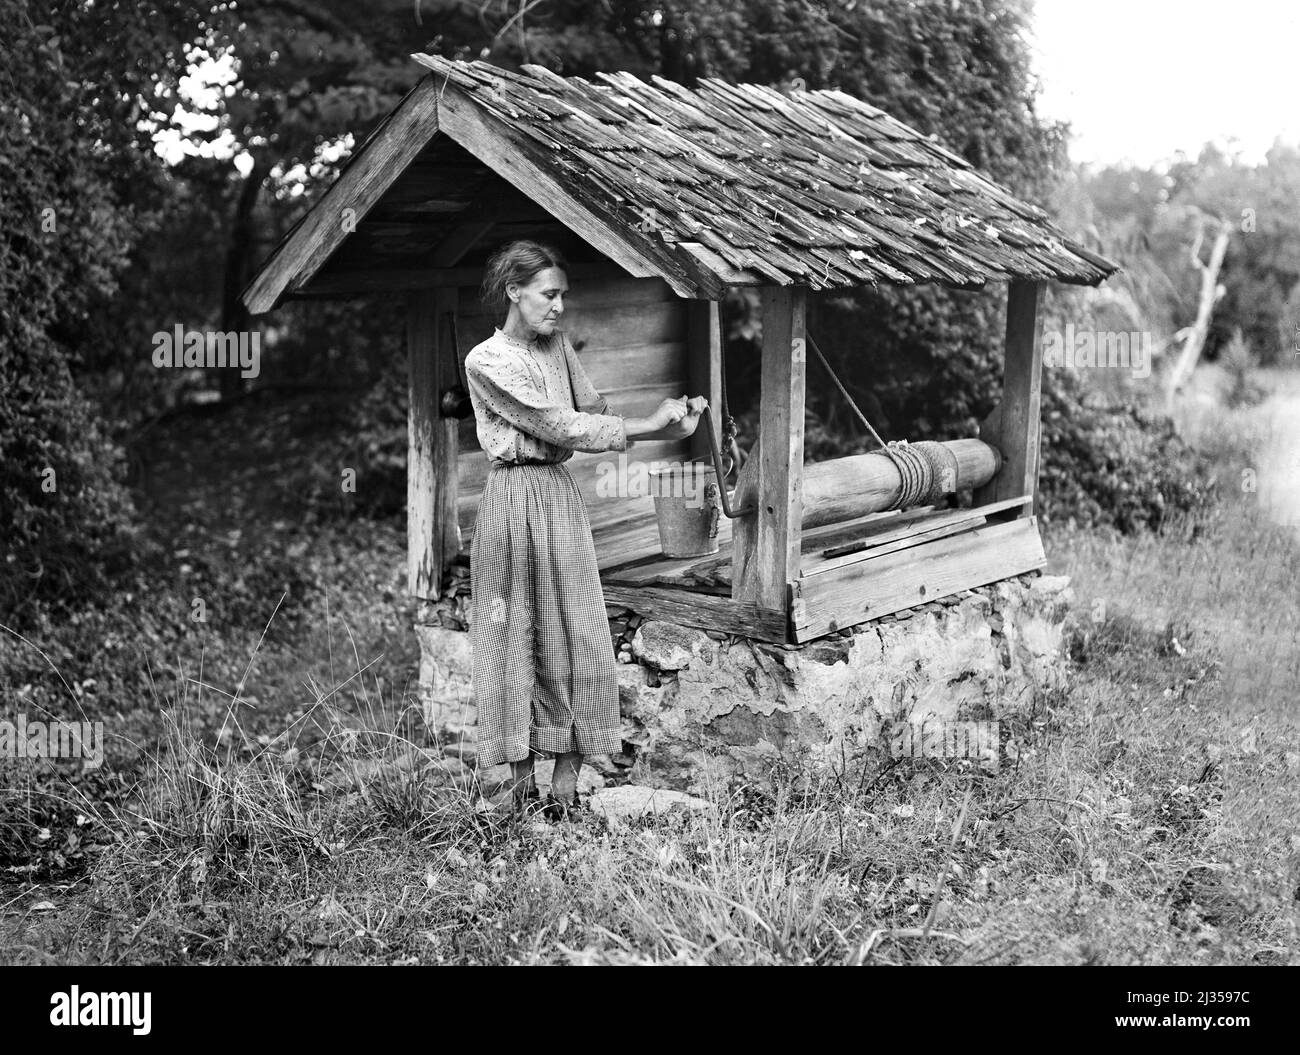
878 440 960 511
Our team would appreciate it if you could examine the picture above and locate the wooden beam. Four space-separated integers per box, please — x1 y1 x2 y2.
733 287 806 609
789 516 1047 642
814 515 990 569
301 260 628 297
443 184 552 224
427 220 496 267
799 438 999 530
243 77 444 315
434 81 721 301
599 583 787 642
727 430 761 596
408 288 460 600
800 506 935 553
801 495 1031 576
975 279 1046 515
436 287 465 582
686 299 723 465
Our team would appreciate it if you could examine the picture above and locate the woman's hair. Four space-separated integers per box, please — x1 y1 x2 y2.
480 240 569 313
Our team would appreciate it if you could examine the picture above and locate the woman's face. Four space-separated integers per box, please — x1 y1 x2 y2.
507 266 568 337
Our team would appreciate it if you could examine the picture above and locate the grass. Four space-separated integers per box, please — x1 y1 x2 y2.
1 372 1298 965
4 555 1295 964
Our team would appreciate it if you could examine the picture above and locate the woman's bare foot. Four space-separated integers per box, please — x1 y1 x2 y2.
509 753 538 813
550 751 582 803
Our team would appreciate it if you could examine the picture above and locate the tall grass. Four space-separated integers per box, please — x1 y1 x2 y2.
8 624 1293 964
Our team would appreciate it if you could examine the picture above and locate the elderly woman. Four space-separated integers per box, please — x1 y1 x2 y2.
464 240 704 820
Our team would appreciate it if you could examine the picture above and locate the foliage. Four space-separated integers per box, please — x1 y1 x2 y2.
1221 330 1268 410
328 341 411 519
0 336 141 618
1174 143 1300 366
0 0 206 616
1038 371 1217 533
1072 142 1300 370
1278 279 1300 366
1018 143 1300 529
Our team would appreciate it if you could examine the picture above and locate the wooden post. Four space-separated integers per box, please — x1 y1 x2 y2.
975 279 1045 516
687 299 723 465
407 287 461 601
733 286 806 610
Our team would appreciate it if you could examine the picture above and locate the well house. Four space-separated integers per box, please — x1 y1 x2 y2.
244 56 1118 786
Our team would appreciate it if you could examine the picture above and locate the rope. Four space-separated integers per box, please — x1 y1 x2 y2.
806 333 888 450
719 336 738 477
446 311 466 388
877 440 960 511
805 332 961 512
917 440 959 503
883 441 926 510
720 329 962 511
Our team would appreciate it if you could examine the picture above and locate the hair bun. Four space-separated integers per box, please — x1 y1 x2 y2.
481 240 569 312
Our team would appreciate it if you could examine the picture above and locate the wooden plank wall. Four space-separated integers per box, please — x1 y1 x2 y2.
451 270 696 544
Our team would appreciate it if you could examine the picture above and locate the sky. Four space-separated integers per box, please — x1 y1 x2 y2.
1029 0 1300 167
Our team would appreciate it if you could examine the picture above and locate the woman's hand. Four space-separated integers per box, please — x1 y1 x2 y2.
624 395 707 442
658 394 706 440
650 396 690 431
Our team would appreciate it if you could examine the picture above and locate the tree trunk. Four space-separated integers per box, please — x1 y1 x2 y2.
1165 217 1231 410
219 156 269 401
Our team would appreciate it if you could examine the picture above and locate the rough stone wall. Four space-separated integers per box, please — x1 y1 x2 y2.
415 566 1074 794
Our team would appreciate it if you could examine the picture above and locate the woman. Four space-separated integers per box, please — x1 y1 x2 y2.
464 240 704 820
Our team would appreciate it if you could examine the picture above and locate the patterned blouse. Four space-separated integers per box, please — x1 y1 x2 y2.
464 326 629 465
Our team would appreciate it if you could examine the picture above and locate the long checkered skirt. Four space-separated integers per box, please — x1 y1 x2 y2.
469 462 622 767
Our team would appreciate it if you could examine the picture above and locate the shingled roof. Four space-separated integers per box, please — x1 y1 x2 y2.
243 55 1118 312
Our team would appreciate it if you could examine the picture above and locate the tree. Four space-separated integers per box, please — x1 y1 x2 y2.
1164 213 1232 408
0 0 213 616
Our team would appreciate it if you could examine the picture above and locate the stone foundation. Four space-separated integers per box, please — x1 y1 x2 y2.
415 568 1074 794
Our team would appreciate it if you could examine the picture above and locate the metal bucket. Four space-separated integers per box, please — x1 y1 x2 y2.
649 462 721 558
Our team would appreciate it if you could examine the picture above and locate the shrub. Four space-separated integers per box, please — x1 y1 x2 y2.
1039 371 1218 532
0 4 168 620
1221 329 1268 409
336 356 409 518
0 332 142 620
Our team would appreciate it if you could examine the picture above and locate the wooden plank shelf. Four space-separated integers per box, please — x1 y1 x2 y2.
789 515 1047 642
597 495 1030 590
801 494 1031 576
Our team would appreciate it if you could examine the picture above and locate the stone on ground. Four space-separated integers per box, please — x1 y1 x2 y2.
587 785 711 826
